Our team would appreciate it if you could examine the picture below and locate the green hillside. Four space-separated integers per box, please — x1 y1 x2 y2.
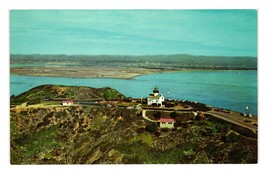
10 85 125 105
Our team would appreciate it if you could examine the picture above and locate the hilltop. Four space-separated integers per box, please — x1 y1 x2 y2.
10 85 257 164
10 85 125 105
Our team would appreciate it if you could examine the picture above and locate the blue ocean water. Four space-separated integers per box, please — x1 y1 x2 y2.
10 70 257 115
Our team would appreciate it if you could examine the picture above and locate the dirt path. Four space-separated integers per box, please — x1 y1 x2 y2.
142 109 159 123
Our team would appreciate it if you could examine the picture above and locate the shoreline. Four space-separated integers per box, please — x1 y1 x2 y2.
10 66 256 80
10 66 161 79
10 70 258 115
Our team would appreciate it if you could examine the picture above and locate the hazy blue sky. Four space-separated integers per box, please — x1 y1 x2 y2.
10 10 257 56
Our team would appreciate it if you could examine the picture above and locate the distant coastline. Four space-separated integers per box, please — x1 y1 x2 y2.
10 66 257 79
10 54 257 79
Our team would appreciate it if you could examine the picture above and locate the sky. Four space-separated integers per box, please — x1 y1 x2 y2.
10 10 257 56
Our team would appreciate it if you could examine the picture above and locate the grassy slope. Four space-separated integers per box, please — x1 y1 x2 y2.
10 85 125 105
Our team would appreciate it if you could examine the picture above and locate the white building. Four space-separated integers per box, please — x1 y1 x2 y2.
147 86 165 106
61 100 74 106
159 118 175 129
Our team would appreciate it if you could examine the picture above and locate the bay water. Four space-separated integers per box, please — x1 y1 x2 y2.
10 70 257 115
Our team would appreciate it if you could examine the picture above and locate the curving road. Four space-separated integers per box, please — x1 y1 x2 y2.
205 110 257 134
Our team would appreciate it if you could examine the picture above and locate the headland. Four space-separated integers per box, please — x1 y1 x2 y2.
10 85 257 164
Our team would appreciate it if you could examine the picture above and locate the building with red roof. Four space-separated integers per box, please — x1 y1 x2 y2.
159 118 175 128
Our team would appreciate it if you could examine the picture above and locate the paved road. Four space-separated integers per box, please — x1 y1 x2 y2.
47 99 257 135
205 110 257 134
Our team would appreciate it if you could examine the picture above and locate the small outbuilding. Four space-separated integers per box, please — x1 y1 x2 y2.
159 118 175 129
61 100 74 106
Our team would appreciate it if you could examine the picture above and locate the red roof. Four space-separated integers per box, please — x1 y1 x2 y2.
159 118 175 123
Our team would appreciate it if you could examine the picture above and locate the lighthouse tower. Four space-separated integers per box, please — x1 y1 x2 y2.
147 86 165 106
153 86 159 96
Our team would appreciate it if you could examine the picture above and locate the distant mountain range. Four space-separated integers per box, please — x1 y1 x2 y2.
10 54 257 70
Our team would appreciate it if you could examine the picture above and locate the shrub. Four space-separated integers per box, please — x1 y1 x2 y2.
222 130 240 143
176 113 194 122
170 111 179 119
204 120 231 134
27 99 41 105
229 148 249 163
13 126 60 158
154 131 161 137
201 128 216 136
161 128 169 132
123 155 144 164
145 123 158 132
153 111 161 120
165 103 175 107
136 127 146 134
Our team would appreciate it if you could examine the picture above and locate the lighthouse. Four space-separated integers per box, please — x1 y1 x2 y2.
153 86 159 96
147 86 165 107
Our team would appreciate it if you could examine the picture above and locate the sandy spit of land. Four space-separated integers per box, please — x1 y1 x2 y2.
10 66 170 79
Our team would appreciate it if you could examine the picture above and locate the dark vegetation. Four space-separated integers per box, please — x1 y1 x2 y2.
11 54 257 70
10 107 257 164
10 86 257 164
10 85 125 105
